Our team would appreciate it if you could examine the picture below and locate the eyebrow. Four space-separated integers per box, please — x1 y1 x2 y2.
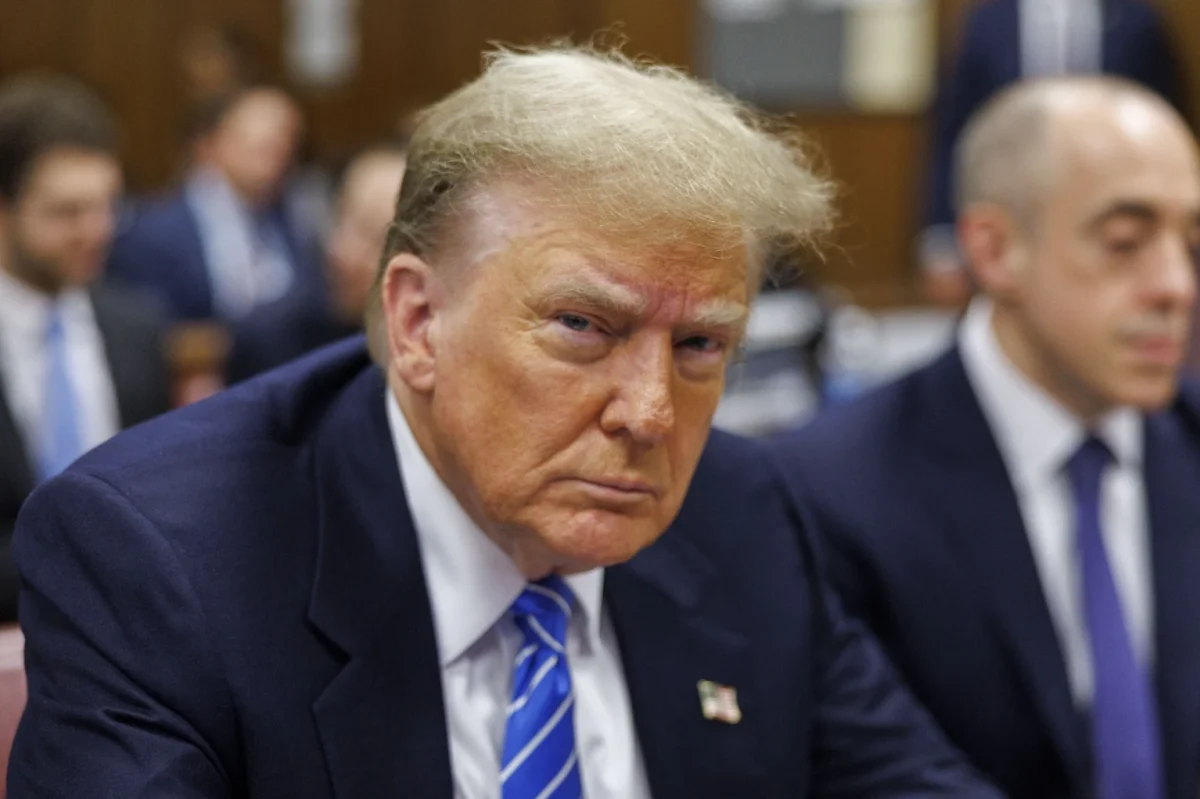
1086 201 1160 230
539 282 749 331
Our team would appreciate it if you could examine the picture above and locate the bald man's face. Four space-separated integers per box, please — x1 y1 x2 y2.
993 100 1200 416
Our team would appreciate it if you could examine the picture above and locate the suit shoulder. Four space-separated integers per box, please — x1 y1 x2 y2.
72 340 372 489
769 364 926 472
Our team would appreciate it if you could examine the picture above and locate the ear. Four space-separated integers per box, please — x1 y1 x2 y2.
958 203 1029 302
382 252 442 393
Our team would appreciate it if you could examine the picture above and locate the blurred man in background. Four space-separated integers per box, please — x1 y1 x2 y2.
0 75 170 622
773 77 1200 799
10 46 1001 798
107 85 323 324
226 144 406 382
920 0 1185 306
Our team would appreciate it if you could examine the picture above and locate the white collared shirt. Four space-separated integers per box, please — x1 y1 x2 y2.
1021 0 1103 78
959 299 1153 707
186 168 295 320
386 394 652 799
0 267 120 471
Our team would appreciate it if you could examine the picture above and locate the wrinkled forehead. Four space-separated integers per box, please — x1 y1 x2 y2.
438 179 754 293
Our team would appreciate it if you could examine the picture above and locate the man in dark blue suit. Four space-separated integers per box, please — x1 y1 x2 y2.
8 47 999 798
106 85 325 323
919 0 1185 304
773 78 1200 799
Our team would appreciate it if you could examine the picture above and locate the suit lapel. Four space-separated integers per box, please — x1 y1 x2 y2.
605 531 768 798
913 350 1087 789
91 290 140 428
307 366 453 799
1144 405 1200 799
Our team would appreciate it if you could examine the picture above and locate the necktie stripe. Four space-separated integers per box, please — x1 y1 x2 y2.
524 583 572 617
508 654 559 715
502 577 581 799
501 693 574 782
514 644 538 669
525 616 565 654
534 751 579 799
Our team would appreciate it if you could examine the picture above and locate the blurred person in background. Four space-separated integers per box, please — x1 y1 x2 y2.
226 144 406 382
920 0 1186 307
9 46 1002 798
106 84 324 325
772 78 1200 799
0 75 170 623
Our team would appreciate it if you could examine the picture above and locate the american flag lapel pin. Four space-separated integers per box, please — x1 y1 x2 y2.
697 679 742 724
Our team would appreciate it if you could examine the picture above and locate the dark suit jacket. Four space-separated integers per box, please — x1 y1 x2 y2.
106 191 325 322
224 294 359 384
768 347 1200 799
925 0 1187 232
9 339 1001 798
0 286 171 623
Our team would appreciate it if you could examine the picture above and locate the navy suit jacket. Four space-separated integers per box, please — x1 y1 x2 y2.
925 0 1187 232
769 348 1200 799
106 191 325 322
8 340 1001 798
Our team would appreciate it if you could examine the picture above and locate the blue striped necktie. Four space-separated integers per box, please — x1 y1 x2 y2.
500 576 582 799
37 305 83 482
1067 437 1164 799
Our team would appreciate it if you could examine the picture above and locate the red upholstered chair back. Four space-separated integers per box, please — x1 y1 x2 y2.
0 626 26 799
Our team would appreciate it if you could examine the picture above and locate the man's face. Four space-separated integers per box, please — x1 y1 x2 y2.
1004 104 1200 414
0 147 122 293
397 187 749 575
326 154 405 322
211 92 300 206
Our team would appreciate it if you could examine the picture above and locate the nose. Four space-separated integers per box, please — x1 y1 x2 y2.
1145 233 1197 310
599 334 676 447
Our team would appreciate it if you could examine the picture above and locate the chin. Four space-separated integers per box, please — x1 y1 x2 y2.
1114 374 1181 411
542 509 665 571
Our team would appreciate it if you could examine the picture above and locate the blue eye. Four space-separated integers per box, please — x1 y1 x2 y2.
680 335 722 353
557 314 592 332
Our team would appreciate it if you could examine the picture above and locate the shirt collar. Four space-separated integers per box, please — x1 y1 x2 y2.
958 298 1142 490
385 391 605 667
0 266 92 339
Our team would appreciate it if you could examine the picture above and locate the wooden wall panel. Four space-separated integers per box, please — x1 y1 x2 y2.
0 0 1196 308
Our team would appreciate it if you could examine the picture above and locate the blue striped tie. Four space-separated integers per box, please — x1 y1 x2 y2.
500 576 582 799
37 306 82 483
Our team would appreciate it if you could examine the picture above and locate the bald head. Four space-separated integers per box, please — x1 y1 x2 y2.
953 77 1195 228
954 75 1200 422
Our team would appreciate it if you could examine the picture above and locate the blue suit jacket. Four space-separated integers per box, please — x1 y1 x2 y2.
769 348 1200 799
106 191 325 322
7 340 1000 798
925 0 1187 232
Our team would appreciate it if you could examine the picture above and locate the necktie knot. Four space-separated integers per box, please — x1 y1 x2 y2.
511 576 574 650
1067 435 1112 498
44 305 66 342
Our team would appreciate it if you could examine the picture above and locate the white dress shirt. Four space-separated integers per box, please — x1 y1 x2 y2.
386 394 652 799
0 267 120 468
186 168 295 320
959 299 1154 708
1021 0 1102 78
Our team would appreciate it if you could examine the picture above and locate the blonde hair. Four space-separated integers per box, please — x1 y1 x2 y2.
366 44 835 360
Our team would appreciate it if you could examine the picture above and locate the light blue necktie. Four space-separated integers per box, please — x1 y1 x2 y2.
500 576 582 799
37 306 82 482
1067 437 1164 799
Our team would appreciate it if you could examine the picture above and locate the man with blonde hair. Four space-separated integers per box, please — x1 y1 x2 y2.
772 76 1200 799
11 47 998 797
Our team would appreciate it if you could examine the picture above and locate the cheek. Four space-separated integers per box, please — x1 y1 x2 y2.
433 330 604 497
